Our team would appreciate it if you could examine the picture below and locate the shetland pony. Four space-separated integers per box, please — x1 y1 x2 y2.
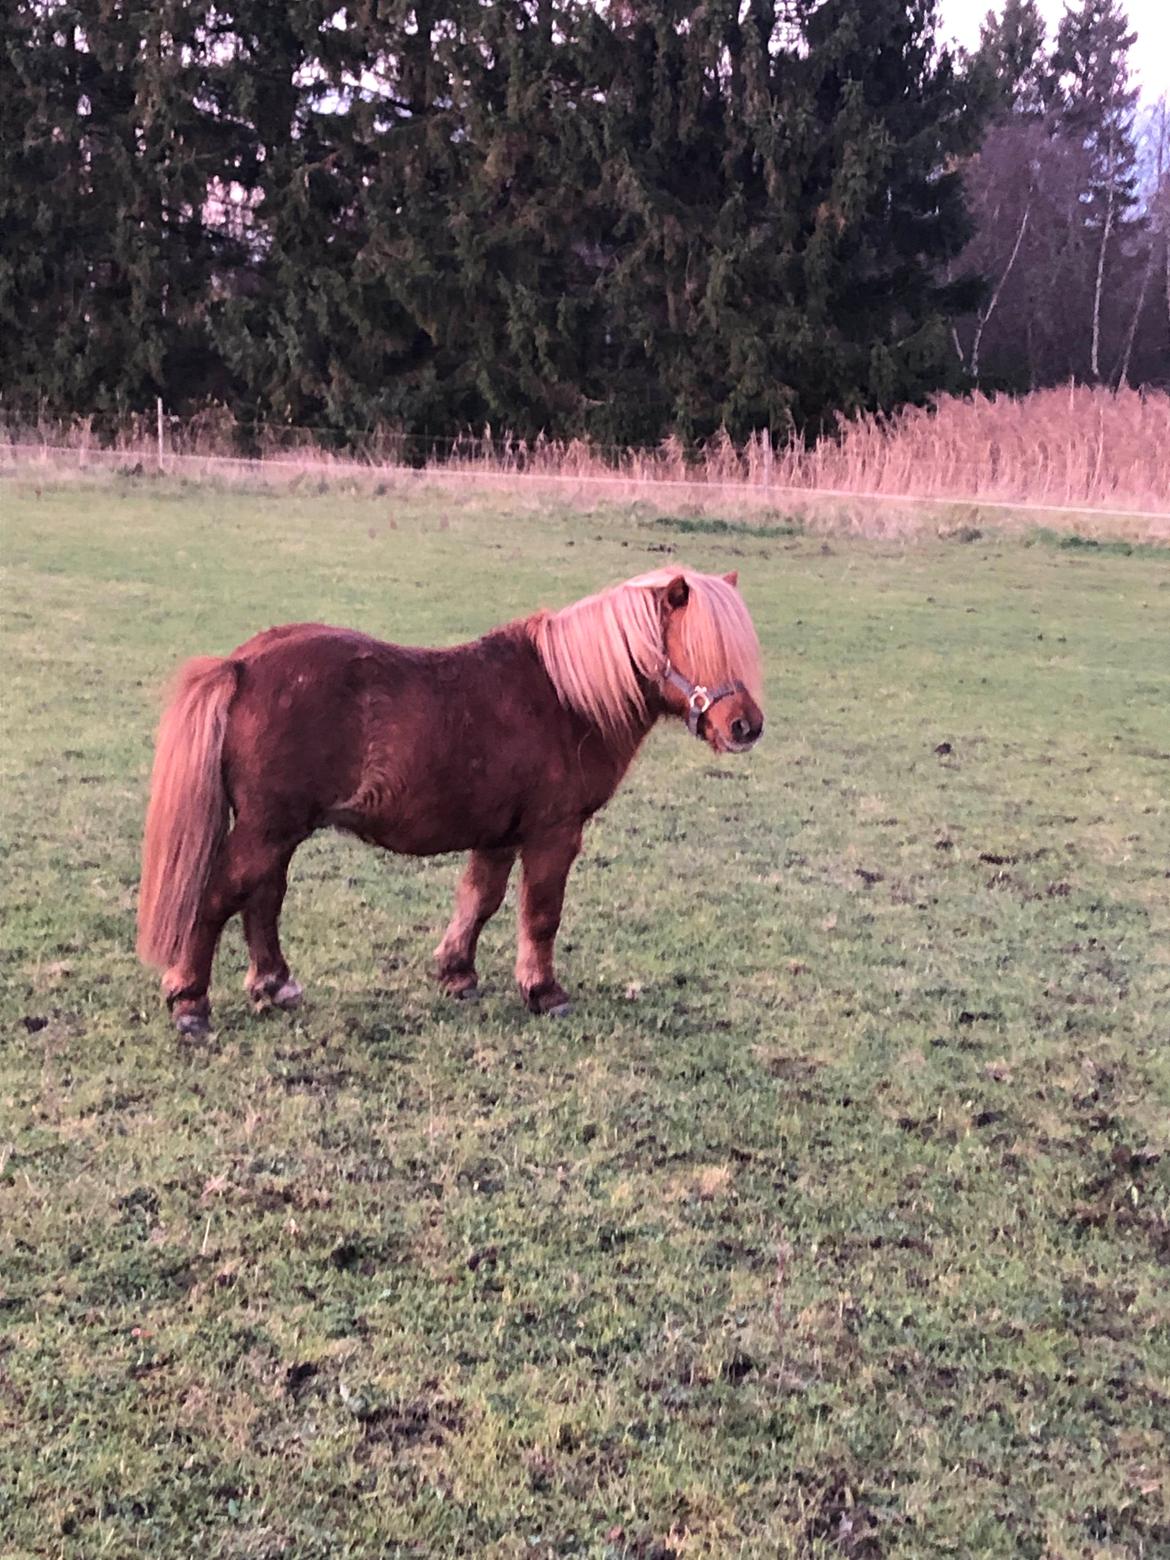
138 568 764 1035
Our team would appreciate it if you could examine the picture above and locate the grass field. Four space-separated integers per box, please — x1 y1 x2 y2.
2 477 1169 1559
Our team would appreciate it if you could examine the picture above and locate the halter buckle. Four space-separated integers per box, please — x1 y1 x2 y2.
687 686 712 716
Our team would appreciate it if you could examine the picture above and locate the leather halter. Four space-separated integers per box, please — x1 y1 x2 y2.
661 659 746 738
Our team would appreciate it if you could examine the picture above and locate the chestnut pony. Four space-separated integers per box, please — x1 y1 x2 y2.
138 567 764 1036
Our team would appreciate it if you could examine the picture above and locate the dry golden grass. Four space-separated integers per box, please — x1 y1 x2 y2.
800 385 1170 516
2 385 1167 538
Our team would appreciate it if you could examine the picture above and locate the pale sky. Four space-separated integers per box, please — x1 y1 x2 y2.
938 0 1170 101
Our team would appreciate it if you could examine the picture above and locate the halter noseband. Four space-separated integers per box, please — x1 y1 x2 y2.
661 659 746 738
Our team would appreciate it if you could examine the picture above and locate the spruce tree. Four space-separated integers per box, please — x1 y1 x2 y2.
0 2 111 415
1 0 996 442
0 1 58 415
583 1 741 442
957 0 1053 387
1049 0 1140 379
359 1 604 442
973 0 1049 118
208 0 373 434
579 0 983 442
0 1 251 418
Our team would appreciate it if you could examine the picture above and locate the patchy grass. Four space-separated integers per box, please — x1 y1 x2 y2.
2 477 1169 1559
652 515 804 539
1029 530 1167 559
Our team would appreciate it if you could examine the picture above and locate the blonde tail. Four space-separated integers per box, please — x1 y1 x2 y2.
137 656 239 969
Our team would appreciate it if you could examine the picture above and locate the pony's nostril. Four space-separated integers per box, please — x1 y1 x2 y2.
731 717 753 744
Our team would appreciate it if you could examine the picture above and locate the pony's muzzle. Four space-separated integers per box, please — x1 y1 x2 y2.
729 714 764 749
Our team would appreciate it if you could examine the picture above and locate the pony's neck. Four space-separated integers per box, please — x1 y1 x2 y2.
523 603 668 746
511 617 662 767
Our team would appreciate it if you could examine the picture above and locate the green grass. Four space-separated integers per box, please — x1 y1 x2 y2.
2 476 1169 1559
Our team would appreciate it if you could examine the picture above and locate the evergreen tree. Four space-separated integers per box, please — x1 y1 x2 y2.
0 1 252 417
0 1 60 415
972 0 1049 118
0 1 116 415
583 0 982 442
958 0 1053 386
349 1 487 439
209 1 597 441
785 0 981 426
583 1 750 442
207 0 375 433
359 1 605 440
0 0 1003 440
1049 0 1140 379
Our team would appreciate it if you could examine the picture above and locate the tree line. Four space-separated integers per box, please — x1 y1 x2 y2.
0 1 1165 448
958 0 1167 393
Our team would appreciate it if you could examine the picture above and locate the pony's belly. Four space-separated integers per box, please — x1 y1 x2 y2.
326 798 523 858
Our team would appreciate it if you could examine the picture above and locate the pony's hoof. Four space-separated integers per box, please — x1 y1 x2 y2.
436 963 479 1001
175 1010 212 1040
270 979 303 1011
249 976 303 1013
167 983 212 1039
524 982 572 1017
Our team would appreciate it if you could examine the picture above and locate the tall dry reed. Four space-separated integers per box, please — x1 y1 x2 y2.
2 386 1167 536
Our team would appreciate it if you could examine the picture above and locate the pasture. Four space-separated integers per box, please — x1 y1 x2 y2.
2 479 1169 1558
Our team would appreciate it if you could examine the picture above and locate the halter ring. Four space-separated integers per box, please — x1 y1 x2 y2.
662 658 743 738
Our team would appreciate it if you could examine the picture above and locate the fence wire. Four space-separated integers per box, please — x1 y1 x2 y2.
3 437 1168 524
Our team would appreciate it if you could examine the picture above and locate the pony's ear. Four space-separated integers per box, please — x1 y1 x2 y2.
662 575 689 611
723 570 739 588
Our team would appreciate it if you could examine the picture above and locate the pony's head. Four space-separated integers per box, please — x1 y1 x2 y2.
654 569 764 753
532 566 764 752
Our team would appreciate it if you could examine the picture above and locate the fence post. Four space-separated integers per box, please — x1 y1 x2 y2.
156 396 165 472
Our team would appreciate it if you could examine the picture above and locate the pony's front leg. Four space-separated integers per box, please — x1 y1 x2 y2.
434 847 516 999
515 830 581 1017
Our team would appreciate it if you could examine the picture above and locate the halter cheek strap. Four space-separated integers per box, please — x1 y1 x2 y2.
662 660 746 738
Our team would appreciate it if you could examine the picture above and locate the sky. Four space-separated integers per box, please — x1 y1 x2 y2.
937 0 1170 101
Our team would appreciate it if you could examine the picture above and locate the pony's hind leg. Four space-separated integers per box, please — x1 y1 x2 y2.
242 848 303 1012
515 831 581 1017
434 847 516 999
163 825 297 1037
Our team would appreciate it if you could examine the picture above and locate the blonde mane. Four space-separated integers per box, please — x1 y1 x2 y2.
529 567 762 739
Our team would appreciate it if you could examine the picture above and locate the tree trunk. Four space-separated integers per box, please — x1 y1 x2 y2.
1116 241 1155 387
972 199 1031 383
1119 98 1167 386
1160 103 1170 342
1089 175 1115 382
